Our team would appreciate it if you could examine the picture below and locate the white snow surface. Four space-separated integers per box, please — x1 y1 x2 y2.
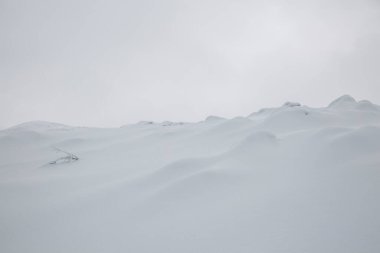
1 95 380 253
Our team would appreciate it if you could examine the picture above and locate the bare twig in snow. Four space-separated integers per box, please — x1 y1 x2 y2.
49 147 79 164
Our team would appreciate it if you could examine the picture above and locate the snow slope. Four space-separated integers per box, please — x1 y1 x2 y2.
1 95 380 253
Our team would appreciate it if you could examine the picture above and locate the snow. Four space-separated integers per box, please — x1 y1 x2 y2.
1 95 380 253
283 101 301 107
204 115 226 122
8 120 73 132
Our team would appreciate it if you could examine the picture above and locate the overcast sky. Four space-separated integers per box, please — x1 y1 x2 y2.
1 0 380 128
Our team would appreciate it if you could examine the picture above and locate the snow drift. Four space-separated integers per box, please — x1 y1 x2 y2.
1 95 380 253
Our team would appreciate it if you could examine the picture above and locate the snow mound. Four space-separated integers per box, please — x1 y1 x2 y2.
1 95 380 253
356 100 380 111
327 95 380 113
328 94 357 110
204 115 226 122
248 101 304 123
160 121 186 126
236 131 277 149
283 101 301 107
7 120 73 132
137 120 155 125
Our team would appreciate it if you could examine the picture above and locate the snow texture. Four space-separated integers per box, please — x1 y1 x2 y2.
1 95 380 253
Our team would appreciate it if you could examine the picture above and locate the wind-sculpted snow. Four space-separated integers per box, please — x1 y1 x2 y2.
1 95 380 253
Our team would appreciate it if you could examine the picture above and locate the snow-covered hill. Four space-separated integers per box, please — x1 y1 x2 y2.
1 95 380 253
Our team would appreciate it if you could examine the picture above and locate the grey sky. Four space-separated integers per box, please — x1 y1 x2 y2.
1 0 380 128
